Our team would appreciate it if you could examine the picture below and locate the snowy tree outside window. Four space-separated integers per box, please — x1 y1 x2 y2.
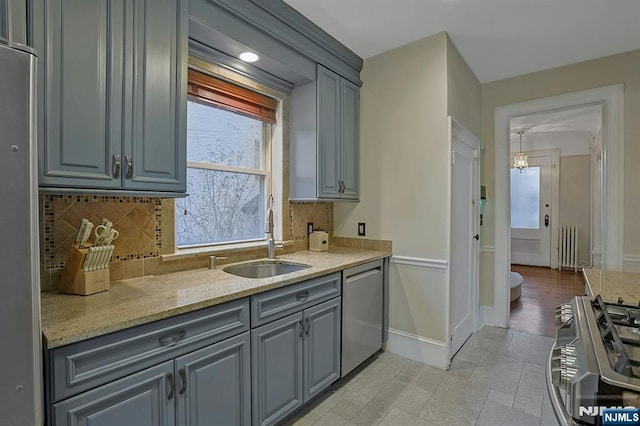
176 98 270 247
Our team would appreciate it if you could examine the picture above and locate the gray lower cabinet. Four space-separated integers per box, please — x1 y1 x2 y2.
33 0 187 193
304 298 341 401
0 0 27 44
176 332 251 426
53 360 175 426
252 297 341 426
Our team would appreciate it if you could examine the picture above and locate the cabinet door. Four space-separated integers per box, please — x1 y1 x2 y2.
53 361 175 426
125 0 187 192
34 0 124 189
0 0 27 44
303 297 341 401
317 65 342 198
175 332 251 426
340 79 359 200
252 312 304 426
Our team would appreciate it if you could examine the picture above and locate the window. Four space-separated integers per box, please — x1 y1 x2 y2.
176 70 277 247
510 166 541 229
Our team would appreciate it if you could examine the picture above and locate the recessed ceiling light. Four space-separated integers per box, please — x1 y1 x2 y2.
239 51 259 63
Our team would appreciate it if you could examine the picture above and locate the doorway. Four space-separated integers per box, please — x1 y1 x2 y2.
492 84 624 328
449 117 480 359
510 149 559 268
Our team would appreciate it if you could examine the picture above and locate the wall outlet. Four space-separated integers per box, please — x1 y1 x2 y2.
358 222 366 236
307 222 313 236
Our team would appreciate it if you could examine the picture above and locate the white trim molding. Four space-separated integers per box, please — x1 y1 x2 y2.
390 256 448 270
494 84 624 328
386 328 449 370
480 246 496 253
624 255 640 264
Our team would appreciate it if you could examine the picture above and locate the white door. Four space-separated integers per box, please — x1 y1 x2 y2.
449 120 479 359
510 153 555 266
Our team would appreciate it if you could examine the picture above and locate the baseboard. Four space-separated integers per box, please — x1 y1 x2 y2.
479 305 495 327
386 328 448 370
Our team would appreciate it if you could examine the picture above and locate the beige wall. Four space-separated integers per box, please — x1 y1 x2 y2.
481 48 640 304
446 36 482 138
559 155 591 266
334 33 449 258
334 32 481 344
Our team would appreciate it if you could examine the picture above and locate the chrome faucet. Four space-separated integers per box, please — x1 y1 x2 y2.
266 196 283 259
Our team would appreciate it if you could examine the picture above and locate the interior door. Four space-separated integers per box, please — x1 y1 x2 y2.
449 120 479 359
510 154 553 266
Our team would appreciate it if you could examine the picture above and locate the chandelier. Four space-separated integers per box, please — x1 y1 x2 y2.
513 130 528 172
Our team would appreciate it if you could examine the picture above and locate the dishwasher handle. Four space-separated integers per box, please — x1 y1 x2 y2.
345 267 381 284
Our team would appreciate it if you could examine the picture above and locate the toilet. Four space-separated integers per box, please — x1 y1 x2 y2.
510 271 523 302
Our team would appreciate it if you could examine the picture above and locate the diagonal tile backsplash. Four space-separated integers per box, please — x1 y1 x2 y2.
40 195 334 290
42 195 161 270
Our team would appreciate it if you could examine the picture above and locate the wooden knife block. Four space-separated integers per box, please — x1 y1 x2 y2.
58 245 110 296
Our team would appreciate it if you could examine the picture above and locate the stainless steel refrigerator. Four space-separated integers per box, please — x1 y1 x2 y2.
0 41 43 425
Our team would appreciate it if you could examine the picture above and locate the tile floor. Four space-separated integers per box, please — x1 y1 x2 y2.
285 326 558 426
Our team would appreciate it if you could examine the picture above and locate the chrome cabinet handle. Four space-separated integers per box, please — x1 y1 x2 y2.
305 318 310 335
178 368 187 395
167 373 175 400
296 291 309 302
112 154 121 178
299 320 304 338
159 330 186 347
125 155 133 179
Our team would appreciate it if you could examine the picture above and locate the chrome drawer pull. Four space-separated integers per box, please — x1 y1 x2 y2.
125 154 133 179
112 154 121 178
178 368 187 395
296 291 309 302
166 373 175 400
159 330 186 347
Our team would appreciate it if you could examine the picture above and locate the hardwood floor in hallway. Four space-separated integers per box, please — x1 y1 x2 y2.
509 265 586 337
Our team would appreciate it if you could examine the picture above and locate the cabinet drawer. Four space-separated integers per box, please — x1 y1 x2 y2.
251 273 341 327
49 298 249 403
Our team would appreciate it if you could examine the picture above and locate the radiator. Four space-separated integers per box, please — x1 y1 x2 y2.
558 225 579 272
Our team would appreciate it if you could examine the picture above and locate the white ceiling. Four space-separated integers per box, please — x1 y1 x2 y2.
283 0 640 83
509 105 602 156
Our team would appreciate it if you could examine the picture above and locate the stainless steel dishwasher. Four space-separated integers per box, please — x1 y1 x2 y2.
341 260 384 377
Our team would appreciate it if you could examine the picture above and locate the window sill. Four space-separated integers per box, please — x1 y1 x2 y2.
161 240 294 263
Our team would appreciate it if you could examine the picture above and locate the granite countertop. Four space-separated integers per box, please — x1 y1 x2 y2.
583 268 640 304
41 247 391 349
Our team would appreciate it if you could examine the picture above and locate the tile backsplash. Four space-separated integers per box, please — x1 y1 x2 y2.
40 195 334 290
40 195 162 290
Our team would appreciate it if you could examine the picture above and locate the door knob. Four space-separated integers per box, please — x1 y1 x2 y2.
545 214 550 227
473 234 479 240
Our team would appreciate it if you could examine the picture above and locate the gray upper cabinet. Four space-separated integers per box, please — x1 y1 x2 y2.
290 64 360 201
176 332 251 426
33 0 187 194
0 0 27 44
125 0 187 191
53 360 175 426
340 79 360 199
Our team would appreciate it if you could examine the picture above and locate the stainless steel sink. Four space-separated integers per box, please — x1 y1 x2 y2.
223 260 311 279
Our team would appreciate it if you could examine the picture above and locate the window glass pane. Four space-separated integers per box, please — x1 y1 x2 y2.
176 169 265 246
186 98 263 169
511 166 540 229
